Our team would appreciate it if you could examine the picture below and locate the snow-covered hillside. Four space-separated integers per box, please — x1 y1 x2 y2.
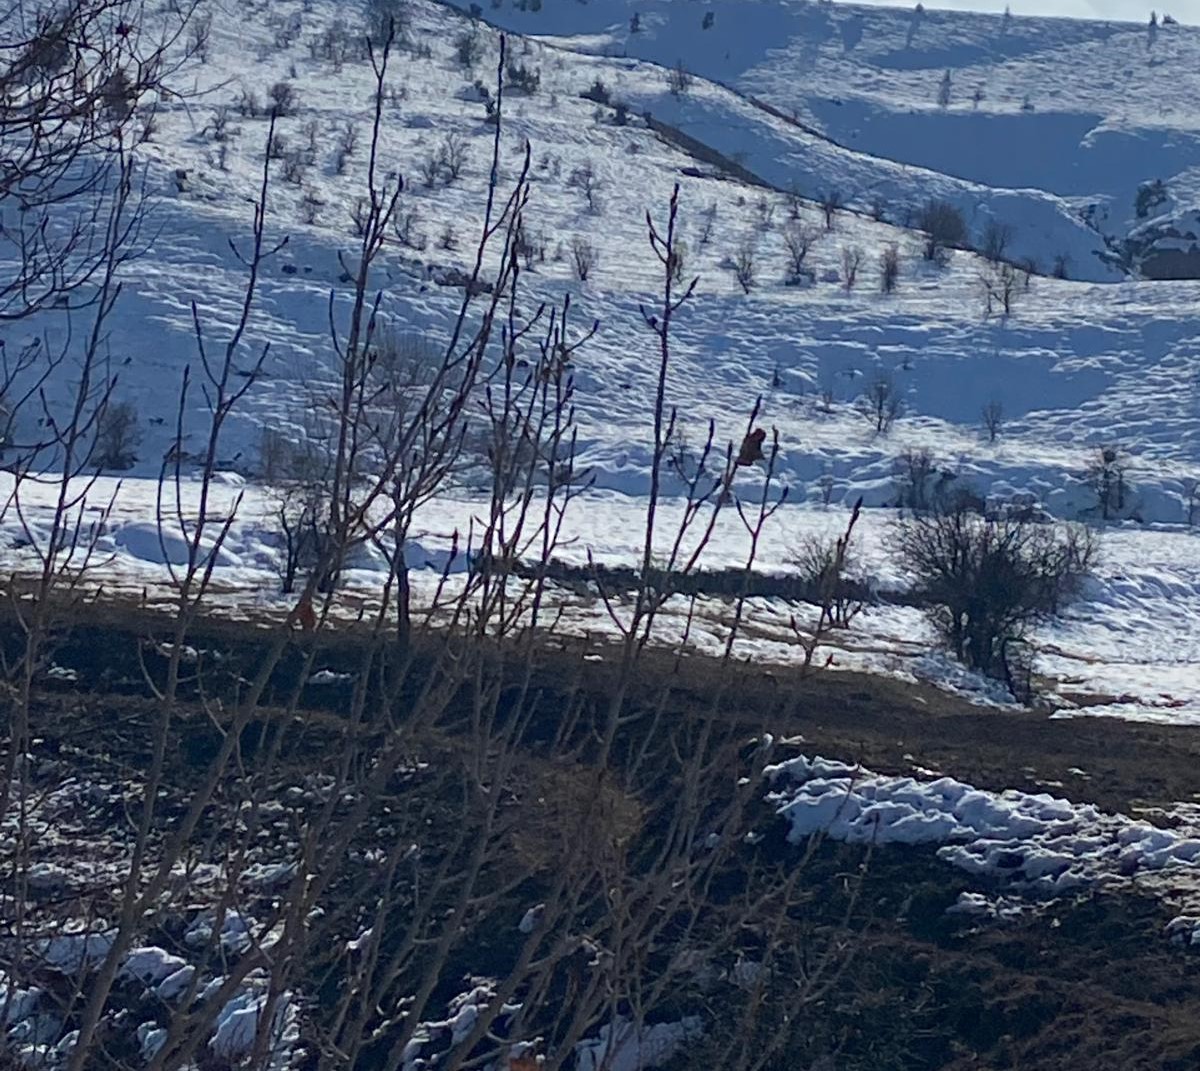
3 0 1200 717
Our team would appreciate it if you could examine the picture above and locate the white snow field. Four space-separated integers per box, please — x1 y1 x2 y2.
3 0 1200 719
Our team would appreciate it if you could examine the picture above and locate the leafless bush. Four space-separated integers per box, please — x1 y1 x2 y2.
505 58 541 93
350 195 371 236
757 195 776 231
568 161 601 213
666 58 693 95
841 245 863 290
440 131 469 181
1053 252 1071 279
236 85 261 118
698 201 718 246
419 151 442 187
880 242 901 292
394 205 427 249
733 239 756 293
892 500 1097 695
980 218 1014 262
980 261 1021 316
819 188 843 229
1085 444 1128 520
783 224 817 285
860 370 902 433
790 514 865 629
282 150 308 184
455 26 483 68
268 80 299 117
981 398 1004 442
93 399 141 470
917 198 967 263
187 13 212 62
570 235 597 280
894 446 936 511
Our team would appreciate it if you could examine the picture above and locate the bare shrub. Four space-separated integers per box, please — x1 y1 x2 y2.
1085 445 1128 520
860 370 902 433
418 151 442 187
440 131 469 181
732 239 756 293
93 399 141 470
568 161 601 213
819 188 843 230
783 224 817 285
235 85 261 118
980 218 1014 262
980 261 1021 316
880 242 901 292
505 59 540 93
1052 252 1071 279
455 26 483 68
981 398 1004 442
394 205 427 249
350 195 370 236
187 13 212 61
841 245 863 290
892 500 1097 696
269 80 298 116
334 121 358 173
666 58 692 95
917 198 967 263
698 202 718 246
894 447 937 511
300 187 323 224
570 235 597 280
790 522 865 629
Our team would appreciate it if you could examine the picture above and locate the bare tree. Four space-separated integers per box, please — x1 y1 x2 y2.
570 235 597 280
666 57 692 95
917 198 967 263
980 261 1020 316
880 242 901 292
841 245 863 290
783 223 817 285
860 370 902 433
733 239 756 293
568 160 601 213
1085 444 1128 520
981 398 1004 442
819 188 843 230
980 218 1014 262
441 130 469 181
790 502 865 631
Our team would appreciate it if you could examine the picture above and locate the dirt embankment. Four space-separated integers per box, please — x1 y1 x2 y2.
10 604 1200 1070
